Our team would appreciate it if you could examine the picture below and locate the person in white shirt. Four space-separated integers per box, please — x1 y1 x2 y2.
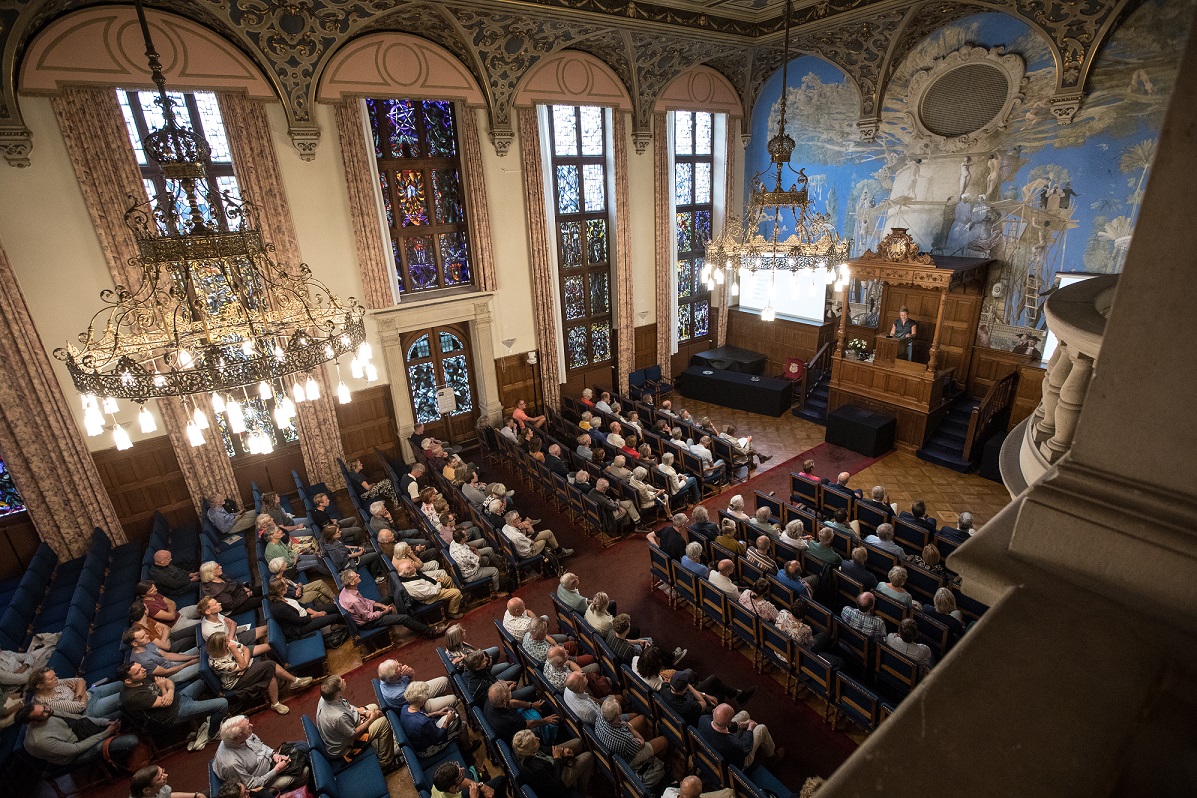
502 510 572 559
606 422 626 450
864 523 906 560
594 392 613 414
886 619 933 666
657 453 700 506
707 560 740 599
499 417 519 443
689 436 726 480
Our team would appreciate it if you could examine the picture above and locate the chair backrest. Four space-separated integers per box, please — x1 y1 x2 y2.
581 725 618 786
496 739 522 786
727 598 760 650
875 643 924 698
686 725 729 788
832 616 873 673
651 693 689 756
952 587 988 625
804 599 834 636
759 619 794 673
697 579 729 627
620 664 654 719
647 543 673 591
903 561 945 605
853 499 892 535
893 517 931 555
832 569 865 610
790 473 821 507
795 643 835 703
309 749 341 798
782 503 819 536
834 670 880 732
862 542 900 577
753 491 782 519
614 754 654 798
872 591 909 631
672 567 699 609
913 612 950 656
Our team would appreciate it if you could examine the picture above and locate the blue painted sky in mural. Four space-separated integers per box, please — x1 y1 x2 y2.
743 1 1191 337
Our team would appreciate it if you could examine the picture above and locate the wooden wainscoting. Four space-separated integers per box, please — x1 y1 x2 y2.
880 284 984 379
1011 362 1047 430
231 443 307 507
966 346 1037 398
496 354 537 416
93 435 194 546
726 310 836 375
634 324 657 370
0 512 42 581
337 385 403 470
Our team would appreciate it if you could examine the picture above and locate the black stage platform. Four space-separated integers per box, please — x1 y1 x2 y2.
679 365 793 416
826 405 896 457
690 345 767 375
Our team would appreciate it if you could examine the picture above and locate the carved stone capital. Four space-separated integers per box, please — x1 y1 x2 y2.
288 126 321 161
856 116 881 143
1049 91 1085 125
490 125 515 157
0 128 33 168
632 130 652 155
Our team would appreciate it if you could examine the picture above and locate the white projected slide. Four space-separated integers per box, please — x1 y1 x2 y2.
737 269 830 323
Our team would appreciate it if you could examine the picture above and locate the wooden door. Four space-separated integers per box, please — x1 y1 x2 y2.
401 324 481 447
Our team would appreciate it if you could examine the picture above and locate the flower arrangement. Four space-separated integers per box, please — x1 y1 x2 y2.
847 338 869 357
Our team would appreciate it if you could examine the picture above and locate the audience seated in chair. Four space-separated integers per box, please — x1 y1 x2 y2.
268 558 338 607
206 631 312 715
124 628 200 685
715 518 747 557
267 578 345 642
864 523 906 561
886 618 934 667
316 674 400 772
775 560 815 599
822 508 860 545
513 726 595 798
117 661 227 751
483 681 557 745
680 542 710 580
839 592 886 642
16 701 139 768
938 512 975 544
338 569 443 640
657 453 701 507
399 680 475 760
130 765 204 798
27 667 123 720
707 560 741 600
148 550 201 598
833 471 863 498
213 714 311 792
697 702 782 770
739 579 780 623
840 547 879 591
898 500 938 534
646 513 688 561
199 561 263 616
596 695 669 770
394 557 464 619
656 669 755 728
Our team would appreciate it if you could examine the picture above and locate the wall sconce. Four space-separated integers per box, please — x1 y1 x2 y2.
527 351 538 365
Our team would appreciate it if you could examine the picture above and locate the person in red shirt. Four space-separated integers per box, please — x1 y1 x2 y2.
512 399 545 429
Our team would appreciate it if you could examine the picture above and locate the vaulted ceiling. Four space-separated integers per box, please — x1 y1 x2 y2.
0 0 1142 167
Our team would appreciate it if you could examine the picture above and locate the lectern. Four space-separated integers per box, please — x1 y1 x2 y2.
874 335 899 367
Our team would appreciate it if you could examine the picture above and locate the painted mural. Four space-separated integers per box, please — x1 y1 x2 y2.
744 0 1194 354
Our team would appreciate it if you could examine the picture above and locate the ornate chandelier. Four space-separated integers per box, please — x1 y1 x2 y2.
54 0 372 451
701 0 851 320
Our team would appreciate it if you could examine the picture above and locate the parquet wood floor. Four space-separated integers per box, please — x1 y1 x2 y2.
671 397 1012 527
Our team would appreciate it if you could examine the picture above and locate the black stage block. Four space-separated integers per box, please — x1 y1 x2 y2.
825 405 896 457
680 366 793 417
690 345 767 375
979 432 1004 482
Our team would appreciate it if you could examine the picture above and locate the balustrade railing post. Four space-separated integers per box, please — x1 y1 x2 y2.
1034 342 1072 443
1042 351 1094 462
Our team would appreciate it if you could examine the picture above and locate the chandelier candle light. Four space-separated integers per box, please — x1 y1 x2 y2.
54 0 374 450
701 0 852 317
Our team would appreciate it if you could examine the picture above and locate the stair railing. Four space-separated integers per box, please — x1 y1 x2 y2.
800 341 833 406
964 371 1019 461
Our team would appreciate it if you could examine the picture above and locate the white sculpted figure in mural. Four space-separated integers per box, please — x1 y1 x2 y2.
959 156 972 197
986 154 1002 198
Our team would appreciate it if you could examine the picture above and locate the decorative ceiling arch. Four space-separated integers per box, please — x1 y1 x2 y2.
19 5 274 98
513 49 634 111
316 32 486 105
653 64 742 116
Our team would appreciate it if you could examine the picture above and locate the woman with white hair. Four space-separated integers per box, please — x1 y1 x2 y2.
923 587 967 644
398 680 474 759
877 566 915 607
629 466 669 513
726 494 750 520
199 561 262 615
445 625 520 681
392 540 445 576
584 592 615 636
267 557 338 606
512 727 595 798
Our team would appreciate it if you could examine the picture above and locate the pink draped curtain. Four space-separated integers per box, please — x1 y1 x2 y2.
653 112 674 380
612 113 635 395
516 107 562 409
0 241 126 556
218 92 347 490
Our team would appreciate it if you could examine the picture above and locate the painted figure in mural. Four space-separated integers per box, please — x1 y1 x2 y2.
959 156 972 197
977 323 992 349
1046 185 1065 212
986 154 1002 199
909 159 924 199
1012 333 1042 359
889 306 918 360
1059 183 1078 209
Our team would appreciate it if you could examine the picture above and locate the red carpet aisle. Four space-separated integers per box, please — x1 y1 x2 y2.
67 451 864 798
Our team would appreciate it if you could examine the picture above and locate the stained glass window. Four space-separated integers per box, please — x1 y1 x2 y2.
212 394 298 459
366 98 473 296
118 89 239 235
550 105 614 373
403 328 476 426
0 458 26 518
673 111 716 343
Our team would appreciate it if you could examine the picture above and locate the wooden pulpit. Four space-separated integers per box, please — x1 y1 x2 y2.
874 334 899 366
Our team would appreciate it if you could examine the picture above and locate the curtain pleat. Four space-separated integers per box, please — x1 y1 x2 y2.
516 108 562 409
332 99 395 309
0 241 125 557
458 104 498 293
653 112 673 380
612 113 635 395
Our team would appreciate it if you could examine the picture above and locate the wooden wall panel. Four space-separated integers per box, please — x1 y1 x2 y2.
496 354 537 416
671 336 713 378
967 347 1037 398
0 513 43 581
725 310 835 375
337 385 403 470
634 324 656 370
231 443 307 506
1010 363 1047 430
92 435 193 546
880 284 982 381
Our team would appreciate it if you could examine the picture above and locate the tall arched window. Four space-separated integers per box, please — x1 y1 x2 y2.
549 105 614 374
0 458 25 518
673 110 713 344
366 99 472 296
402 325 479 444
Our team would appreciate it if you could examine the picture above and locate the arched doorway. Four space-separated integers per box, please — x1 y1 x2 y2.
400 324 480 447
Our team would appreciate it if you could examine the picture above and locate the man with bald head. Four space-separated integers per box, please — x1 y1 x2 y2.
707 559 740 599
833 471 863 498
589 477 639 536
697 702 781 770
664 774 733 798
840 592 886 641
149 550 199 597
